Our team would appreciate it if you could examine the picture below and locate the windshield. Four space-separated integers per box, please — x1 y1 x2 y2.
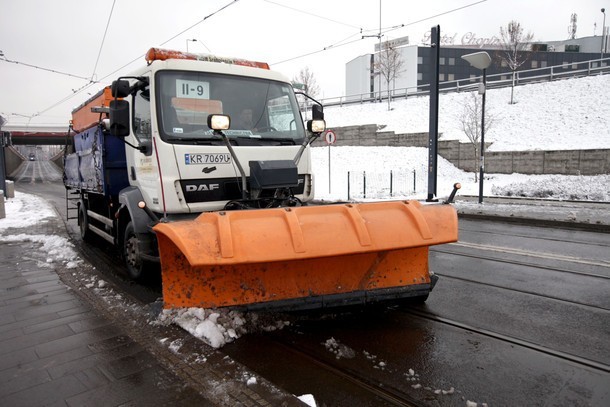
156 70 305 144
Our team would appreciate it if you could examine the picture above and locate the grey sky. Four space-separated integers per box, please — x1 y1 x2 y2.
1 0 607 127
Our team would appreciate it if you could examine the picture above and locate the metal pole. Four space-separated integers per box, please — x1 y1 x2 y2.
413 169 416 193
479 68 487 204
0 115 7 198
599 9 608 55
427 25 440 202
347 171 351 200
0 132 7 198
363 171 367 199
328 144 331 193
379 0 382 102
602 9 607 59
390 170 393 197
186 39 196 52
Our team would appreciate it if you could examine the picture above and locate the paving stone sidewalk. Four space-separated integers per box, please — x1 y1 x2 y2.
0 212 304 407
0 215 217 406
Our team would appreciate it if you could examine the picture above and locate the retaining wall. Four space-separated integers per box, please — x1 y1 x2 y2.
317 125 610 175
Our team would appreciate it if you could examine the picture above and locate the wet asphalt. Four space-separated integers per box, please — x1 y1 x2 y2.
2 168 609 406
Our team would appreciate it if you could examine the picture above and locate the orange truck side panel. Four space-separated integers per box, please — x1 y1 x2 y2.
71 87 114 133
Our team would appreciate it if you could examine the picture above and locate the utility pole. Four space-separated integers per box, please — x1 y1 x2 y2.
378 0 382 102
363 1 383 102
427 25 440 202
0 115 8 198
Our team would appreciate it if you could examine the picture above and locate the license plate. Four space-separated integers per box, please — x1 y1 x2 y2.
185 153 232 165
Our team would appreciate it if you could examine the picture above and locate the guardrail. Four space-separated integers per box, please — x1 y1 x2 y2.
319 57 610 107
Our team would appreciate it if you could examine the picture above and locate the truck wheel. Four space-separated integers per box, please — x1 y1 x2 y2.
123 221 145 281
78 203 95 243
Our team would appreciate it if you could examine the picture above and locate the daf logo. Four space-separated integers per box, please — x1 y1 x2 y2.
185 183 220 192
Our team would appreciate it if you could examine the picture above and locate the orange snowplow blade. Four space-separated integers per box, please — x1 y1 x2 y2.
153 200 458 310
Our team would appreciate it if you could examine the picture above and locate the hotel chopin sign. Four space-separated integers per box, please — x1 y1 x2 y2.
422 31 501 48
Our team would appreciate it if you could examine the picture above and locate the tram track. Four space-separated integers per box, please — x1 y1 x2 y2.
434 271 610 311
457 223 610 247
400 306 610 374
270 336 424 407
432 243 610 280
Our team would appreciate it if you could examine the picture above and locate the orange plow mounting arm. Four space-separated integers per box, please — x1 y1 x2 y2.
153 200 458 311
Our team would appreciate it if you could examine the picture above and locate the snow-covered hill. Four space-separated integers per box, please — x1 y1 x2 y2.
312 75 610 202
324 74 610 152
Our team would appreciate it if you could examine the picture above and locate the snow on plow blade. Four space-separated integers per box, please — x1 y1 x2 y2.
153 200 458 311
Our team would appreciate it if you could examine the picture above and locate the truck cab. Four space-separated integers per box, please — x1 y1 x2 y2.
114 49 314 217
66 48 320 281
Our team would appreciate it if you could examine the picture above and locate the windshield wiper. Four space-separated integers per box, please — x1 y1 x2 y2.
236 136 296 145
169 137 224 145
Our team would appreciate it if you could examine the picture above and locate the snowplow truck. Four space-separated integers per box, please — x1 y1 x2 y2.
64 47 458 311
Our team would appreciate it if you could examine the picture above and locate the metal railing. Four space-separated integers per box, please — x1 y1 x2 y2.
319 57 610 107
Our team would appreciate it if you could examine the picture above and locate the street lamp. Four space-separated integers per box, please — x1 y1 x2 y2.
461 51 492 204
602 8 607 58
186 38 197 52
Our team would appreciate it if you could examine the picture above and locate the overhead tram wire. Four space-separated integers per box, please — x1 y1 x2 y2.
273 36 364 65
21 0 241 124
262 0 363 30
0 56 93 82
154 0 241 51
90 0 117 82
272 0 488 66
93 0 242 83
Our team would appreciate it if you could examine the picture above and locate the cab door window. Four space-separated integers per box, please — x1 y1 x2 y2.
133 86 151 140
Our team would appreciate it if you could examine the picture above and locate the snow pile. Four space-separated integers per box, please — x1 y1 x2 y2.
297 394 317 407
0 192 82 268
0 191 56 231
324 74 610 152
311 146 610 202
157 308 291 349
491 174 610 201
323 337 356 359
0 233 81 268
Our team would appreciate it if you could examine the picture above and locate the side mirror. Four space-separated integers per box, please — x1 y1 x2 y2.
109 100 130 137
111 80 130 98
139 139 153 156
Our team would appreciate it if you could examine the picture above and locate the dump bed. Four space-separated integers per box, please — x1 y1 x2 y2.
71 87 114 133
64 124 129 196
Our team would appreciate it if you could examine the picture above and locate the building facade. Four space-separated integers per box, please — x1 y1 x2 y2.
346 35 609 99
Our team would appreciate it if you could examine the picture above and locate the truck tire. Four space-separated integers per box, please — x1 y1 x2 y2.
123 221 146 281
78 203 96 243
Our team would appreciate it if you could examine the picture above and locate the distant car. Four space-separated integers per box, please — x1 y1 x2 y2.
28 153 36 161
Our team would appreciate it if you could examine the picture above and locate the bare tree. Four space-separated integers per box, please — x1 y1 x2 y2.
498 20 534 104
374 41 404 110
292 67 321 117
458 93 494 182
292 66 320 99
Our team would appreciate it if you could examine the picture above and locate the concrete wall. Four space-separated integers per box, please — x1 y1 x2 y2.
320 125 610 175
3 146 26 178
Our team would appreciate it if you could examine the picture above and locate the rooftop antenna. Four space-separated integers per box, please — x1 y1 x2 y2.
568 13 577 39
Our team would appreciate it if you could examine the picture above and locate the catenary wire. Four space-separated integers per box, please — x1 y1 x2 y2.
90 0 117 82
10 0 241 123
273 0 488 66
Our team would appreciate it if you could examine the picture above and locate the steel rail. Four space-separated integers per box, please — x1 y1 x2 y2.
403 308 610 373
272 336 424 407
